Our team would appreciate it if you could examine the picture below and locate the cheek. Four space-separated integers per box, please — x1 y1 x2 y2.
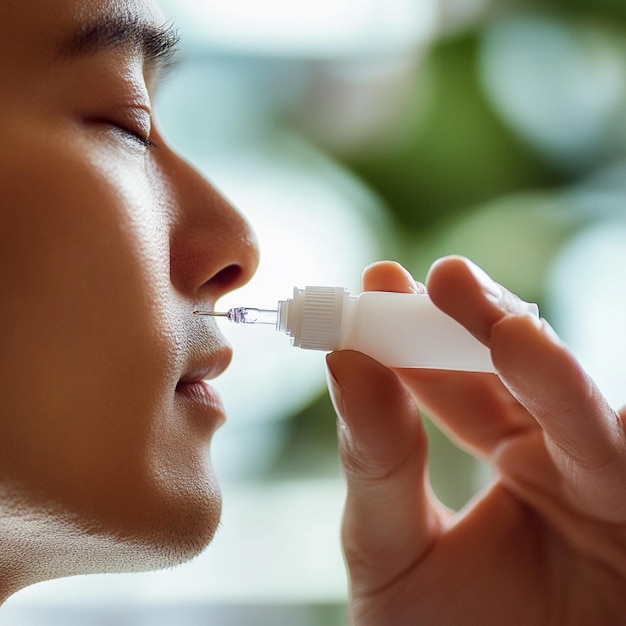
0 129 224 564
0 136 174 495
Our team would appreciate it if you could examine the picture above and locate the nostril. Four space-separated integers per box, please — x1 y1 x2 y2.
208 264 244 292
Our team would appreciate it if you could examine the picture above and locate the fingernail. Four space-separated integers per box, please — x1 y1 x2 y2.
465 259 540 318
464 259 503 304
395 262 421 293
524 301 540 317
536 317 565 346
325 354 357 451
325 354 345 416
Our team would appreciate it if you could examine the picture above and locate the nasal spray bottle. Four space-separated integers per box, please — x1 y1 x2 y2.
196 286 539 373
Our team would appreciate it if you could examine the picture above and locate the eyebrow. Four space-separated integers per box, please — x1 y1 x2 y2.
60 13 181 71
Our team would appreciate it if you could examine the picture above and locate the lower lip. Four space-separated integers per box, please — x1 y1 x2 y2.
175 380 227 428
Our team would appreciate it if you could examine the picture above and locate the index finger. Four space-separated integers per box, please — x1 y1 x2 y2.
428 256 626 520
362 260 539 459
491 313 626 520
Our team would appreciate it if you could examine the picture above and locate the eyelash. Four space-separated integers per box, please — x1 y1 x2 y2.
113 123 158 150
118 125 158 149
87 113 157 151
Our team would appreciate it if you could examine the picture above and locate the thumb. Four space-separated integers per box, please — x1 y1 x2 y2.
327 350 446 598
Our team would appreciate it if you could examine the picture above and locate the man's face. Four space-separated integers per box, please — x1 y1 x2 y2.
0 0 258 579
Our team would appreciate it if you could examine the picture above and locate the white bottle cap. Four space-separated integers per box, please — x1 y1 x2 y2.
277 286 348 350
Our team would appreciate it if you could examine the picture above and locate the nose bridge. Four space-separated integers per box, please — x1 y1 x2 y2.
165 151 259 301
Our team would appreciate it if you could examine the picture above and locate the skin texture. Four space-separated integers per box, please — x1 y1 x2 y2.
0 0 259 601
1 0 624 622
328 257 626 625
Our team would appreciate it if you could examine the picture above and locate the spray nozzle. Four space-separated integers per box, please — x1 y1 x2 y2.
194 307 278 326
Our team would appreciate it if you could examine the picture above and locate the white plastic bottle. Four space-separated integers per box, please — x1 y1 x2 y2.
197 286 539 373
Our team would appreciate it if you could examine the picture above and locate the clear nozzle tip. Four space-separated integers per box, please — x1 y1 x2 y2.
194 307 278 325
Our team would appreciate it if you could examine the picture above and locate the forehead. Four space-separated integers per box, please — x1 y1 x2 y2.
0 0 164 57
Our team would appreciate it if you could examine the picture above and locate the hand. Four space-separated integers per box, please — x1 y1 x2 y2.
327 256 626 625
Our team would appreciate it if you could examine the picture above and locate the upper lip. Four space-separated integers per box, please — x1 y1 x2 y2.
177 343 233 386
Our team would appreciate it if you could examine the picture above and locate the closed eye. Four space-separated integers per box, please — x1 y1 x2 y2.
111 122 157 149
86 107 158 150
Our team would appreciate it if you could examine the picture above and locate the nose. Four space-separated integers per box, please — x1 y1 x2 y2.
165 152 260 303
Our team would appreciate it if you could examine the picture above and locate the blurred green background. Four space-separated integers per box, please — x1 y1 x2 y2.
7 0 626 624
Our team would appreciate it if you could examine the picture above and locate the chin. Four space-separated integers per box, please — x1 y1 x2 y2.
59 461 225 577
7 480 223 597
109 472 224 572
7 425 225 584
149 480 223 568
70 487 222 581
